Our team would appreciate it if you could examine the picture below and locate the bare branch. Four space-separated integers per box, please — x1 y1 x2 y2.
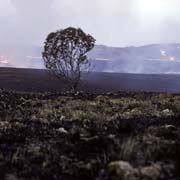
42 27 96 92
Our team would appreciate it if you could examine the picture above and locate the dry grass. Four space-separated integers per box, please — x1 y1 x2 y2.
0 91 180 179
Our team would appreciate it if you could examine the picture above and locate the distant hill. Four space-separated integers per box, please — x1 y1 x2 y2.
88 43 180 61
90 43 180 73
1 43 180 73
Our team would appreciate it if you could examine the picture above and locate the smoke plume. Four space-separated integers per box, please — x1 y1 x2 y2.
10 0 56 47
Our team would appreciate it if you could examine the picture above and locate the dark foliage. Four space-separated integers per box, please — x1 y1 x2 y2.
42 27 95 91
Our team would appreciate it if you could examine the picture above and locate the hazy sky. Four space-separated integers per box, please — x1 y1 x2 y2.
0 0 180 47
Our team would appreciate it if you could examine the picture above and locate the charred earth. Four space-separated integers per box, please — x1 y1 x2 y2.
0 90 180 179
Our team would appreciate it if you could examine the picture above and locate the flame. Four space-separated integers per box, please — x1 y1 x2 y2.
0 55 9 64
169 56 176 61
160 50 177 62
0 60 9 64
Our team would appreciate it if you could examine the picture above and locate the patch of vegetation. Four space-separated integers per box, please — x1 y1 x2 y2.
0 90 180 179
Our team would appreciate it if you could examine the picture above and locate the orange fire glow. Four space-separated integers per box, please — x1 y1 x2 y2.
169 56 176 61
0 55 9 64
160 50 177 62
0 60 9 64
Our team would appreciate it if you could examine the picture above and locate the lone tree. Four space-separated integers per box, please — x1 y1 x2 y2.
42 27 95 91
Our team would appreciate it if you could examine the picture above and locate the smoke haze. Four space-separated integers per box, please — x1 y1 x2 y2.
0 0 180 47
1 0 180 72
0 0 57 47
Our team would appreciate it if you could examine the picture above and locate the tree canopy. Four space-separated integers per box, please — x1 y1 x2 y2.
42 27 95 91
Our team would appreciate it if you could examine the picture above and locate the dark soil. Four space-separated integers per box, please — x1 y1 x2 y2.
1 67 180 93
0 90 180 179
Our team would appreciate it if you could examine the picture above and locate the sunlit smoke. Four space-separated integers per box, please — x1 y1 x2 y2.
26 56 42 60
10 0 56 46
160 50 166 57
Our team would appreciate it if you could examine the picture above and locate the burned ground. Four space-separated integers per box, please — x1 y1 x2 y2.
0 90 180 179
1 67 180 93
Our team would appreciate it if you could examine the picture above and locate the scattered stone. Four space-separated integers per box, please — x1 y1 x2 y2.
108 161 138 180
162 124 176 130
0 90 179 180
108 134 116 139
60 115 66 121
106 92 113 96
5 174 19 180
108 161 165 180
140 164 162 180
162 109 174 116
57 127 68 134
95 95 110 103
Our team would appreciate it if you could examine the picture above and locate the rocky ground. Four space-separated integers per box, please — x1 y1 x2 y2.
0 90 180 180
